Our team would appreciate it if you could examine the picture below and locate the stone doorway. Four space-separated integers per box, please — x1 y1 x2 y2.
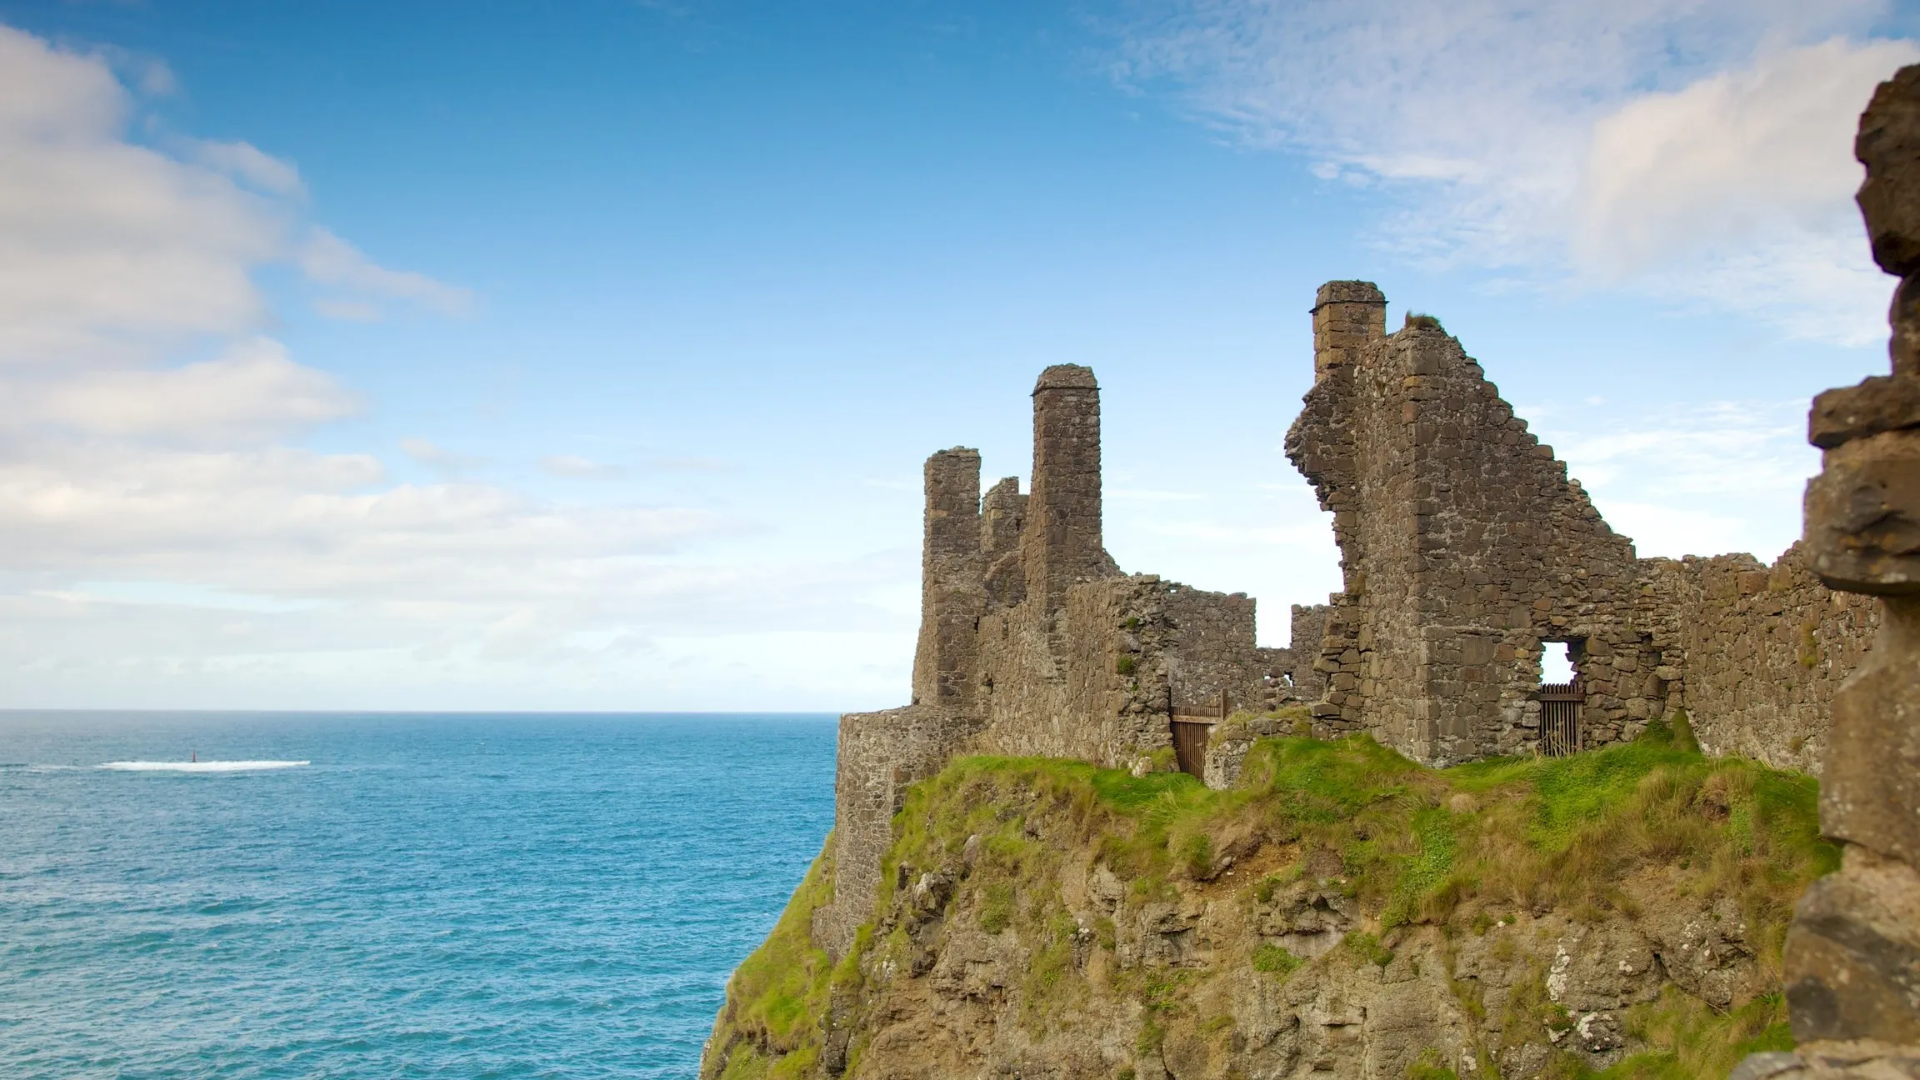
1170 689 1231 779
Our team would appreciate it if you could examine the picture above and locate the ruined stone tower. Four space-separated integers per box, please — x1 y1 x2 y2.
1022 364 1115 617
812 364 1281 958
911 448 985 710
1287 283 1663 765
1286 282 1877 771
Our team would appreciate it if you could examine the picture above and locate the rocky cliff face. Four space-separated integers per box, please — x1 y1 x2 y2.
704 723 1835 1080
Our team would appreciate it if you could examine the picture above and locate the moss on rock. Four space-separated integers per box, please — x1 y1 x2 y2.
705 725 1837 1079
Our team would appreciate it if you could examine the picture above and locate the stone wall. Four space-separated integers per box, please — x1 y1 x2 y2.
1161 585 1258 712
974 576 1159 764
1640 546 1879 774
811 705 985 958
911 448 986 710
1022 365 1117 616
820 278 1891 963
1283 283 1880 771
1237 603 1332 714
819 364 1265 957
1288 603 1333 699
1286 287 1665 765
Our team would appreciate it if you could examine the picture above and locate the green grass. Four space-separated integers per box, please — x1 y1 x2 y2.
1407 1049 1460 1079
1251 943 1302 977
707 844 838 1080
979 882 1015 933
1576 988 1792 1079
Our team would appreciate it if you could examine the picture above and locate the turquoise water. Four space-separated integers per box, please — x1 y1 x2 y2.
0 712 837 1079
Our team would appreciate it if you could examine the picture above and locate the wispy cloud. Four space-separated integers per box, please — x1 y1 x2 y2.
1538 399 1817 559
0 21 907 708
189 137 306 197
1112 1 1914 343
13 337 361 445
1139 519 1327 546
298 227 472 318
399 437 489 475
541 454 625 479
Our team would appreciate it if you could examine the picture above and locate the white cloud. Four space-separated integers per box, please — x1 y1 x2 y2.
400 437 488 474
1114 1 1913 343
0 26 279 364
1109 487 1204 501
541 454 626 479
189 137 306 197
312 297 383 322
298 228 472 317
17 338 359 445
0 21 911 710
0 23 466 365
1539 399 1817 560
1576 38 1918 343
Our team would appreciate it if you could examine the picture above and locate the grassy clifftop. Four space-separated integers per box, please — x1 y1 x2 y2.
705 719 1836 1080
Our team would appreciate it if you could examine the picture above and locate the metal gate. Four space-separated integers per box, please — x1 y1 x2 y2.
1170 719 1214 779
1538 681 1583 757
1170 689 1231 779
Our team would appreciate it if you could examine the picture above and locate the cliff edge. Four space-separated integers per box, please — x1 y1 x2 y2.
702 718 1833 1080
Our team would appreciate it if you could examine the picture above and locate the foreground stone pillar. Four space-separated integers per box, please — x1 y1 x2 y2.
1736 64 1920 1080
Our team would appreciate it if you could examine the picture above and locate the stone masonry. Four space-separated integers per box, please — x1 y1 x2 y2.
813 365 1281 958
1737 64 1920 1080
1287 285 1662 765
815 245 1893 964
1640 547 1877 774
1285 284 1879 770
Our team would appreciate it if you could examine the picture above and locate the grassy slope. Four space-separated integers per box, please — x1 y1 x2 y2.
706 717 1836 1080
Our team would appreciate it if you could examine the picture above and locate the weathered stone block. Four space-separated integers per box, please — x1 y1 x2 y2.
1806 431 1920 595
1786 853 1920 1046
1857 65 1920 278
1812 376 1920 450
1822 599 1920 862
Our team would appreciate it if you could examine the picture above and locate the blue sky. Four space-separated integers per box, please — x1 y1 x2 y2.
0 0 1915 710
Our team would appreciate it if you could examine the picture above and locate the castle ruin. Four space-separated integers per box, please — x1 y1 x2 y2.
816 321 1881 960
779 63 1920 1074
814 365 1294 957
815 160 1895 979
1290 284 1879 769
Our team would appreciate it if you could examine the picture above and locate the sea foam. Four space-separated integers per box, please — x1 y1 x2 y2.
97 760 310 772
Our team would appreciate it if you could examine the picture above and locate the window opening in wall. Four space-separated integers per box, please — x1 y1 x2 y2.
1542 641 1576 684
1538 639 1584 757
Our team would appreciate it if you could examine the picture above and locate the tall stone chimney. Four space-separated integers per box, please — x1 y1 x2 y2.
1292 282 1387 599
911 448 984 709
1021 365 1107 617
1310 280 1387 380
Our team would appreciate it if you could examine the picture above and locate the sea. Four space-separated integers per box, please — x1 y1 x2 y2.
0 711 839 1080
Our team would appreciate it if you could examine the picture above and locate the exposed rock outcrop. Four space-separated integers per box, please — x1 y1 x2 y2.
706 732 1833 1080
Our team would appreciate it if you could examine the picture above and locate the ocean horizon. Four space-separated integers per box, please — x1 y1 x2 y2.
0 710 838 1079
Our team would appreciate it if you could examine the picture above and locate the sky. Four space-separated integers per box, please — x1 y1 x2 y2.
0 0 1915 712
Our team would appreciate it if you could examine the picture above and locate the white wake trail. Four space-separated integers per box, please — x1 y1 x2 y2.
97 760 310 773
